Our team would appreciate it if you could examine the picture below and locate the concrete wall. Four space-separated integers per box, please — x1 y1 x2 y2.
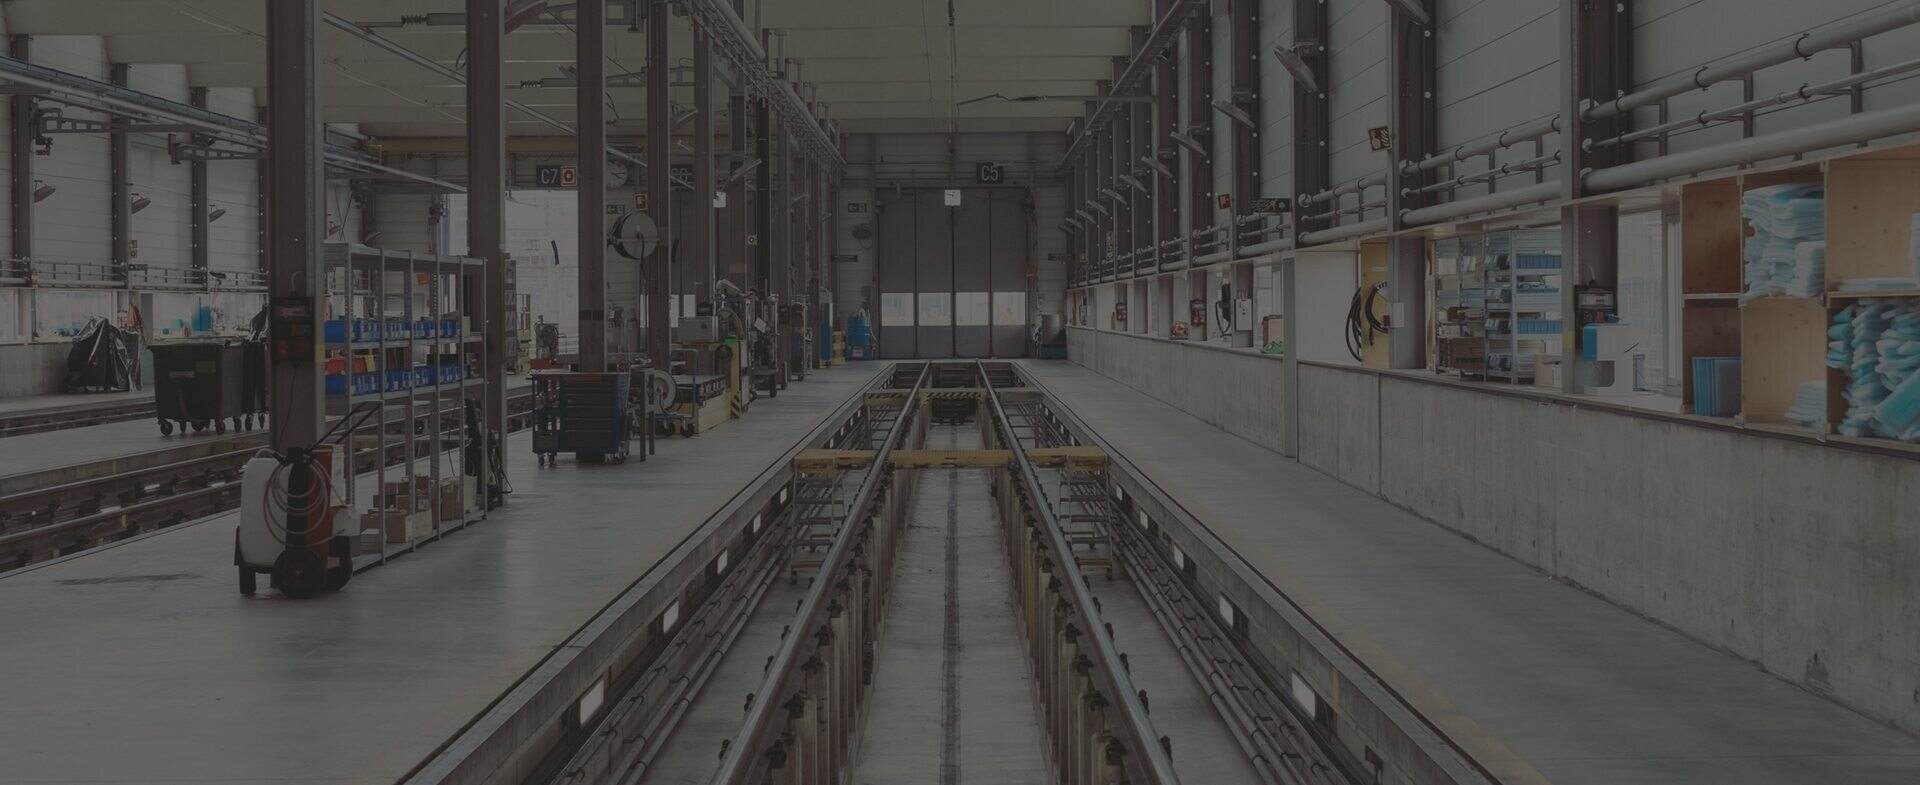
0 34 275 398
1072 325 1920 736
1067 326 1287 453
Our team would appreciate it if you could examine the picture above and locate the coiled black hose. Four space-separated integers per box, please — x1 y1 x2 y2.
1346 282 1391 362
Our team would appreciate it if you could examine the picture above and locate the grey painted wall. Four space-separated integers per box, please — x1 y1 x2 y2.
1070 328 1920 736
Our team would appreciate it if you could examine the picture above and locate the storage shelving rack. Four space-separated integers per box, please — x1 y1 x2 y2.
1431 235 1488 377
1670 141 1920 451
322 243 489 563
1481 229 1563 384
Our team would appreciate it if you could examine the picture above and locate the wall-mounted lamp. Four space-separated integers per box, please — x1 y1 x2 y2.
207 207 227 223
1140 156 1174 180
1099 187 1127 204
1382 0 1433 26
31 181 55 202
129 194 153 214
1212 99 1257 130
1118 173 1150 194
503 0 550 33
1088 201 1113 219
1169 130 1209 159
1074 209 1096 224
720 158 763 187
1272 43 1323 94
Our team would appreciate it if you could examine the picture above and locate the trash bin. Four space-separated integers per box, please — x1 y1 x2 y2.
150 340 265 436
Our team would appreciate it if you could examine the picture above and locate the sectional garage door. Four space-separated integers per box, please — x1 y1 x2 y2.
875 188 1029 359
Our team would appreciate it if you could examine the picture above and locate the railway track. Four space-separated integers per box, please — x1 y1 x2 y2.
521 361 1357 785
0 398 160 438
0 391 536 571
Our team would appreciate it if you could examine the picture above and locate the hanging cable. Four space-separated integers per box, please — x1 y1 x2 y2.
1346 281 1391 362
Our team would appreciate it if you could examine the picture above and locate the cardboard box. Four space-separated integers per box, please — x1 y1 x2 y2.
363 510 412 544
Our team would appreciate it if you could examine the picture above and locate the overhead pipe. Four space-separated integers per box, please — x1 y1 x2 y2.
1592 54 1920 150
1584 100 1920 191
1301 172 1386 206
1404 115 1559 175
1399 181 1560 226
1588 1 1920 123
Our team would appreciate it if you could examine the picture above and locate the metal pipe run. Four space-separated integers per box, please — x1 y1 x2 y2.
1403 115 1559 175
1587 1 1920 123
1410 152 1560 194
1399 181 1560 226
1592 55 1920 149
1297 216 1392 247
1300 172 1386 206
1584 100 1920 191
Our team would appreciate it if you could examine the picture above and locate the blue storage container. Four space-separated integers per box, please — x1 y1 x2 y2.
326 374 347 395
354 372 380 396
324 319 349 343
1691 357 1742 417
385 368 411 392
413 364 434 388
441 318 459 338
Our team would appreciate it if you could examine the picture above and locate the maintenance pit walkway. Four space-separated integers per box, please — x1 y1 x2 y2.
1017 359 1920 785
0 364 881 785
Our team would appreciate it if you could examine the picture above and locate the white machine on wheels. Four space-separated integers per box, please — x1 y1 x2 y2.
235 444 353 598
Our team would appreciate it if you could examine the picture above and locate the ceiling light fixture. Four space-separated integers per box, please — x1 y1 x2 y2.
130 194 153 214
207 207 227 223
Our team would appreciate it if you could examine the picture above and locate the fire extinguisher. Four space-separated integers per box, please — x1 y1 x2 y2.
1189 298 1207 335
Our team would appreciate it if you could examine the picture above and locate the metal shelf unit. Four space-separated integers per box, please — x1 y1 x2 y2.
321 243 488 562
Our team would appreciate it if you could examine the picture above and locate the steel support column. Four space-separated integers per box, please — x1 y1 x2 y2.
645 0 672 369
467 0 507 503
109 63 130 276
1228 0 1260 246
265 0 324 452
1111 55 1133 281
1384 0 1435 370
1186 13 1215 252
1153 23 1178 268
1291 0 1331 235
10 36 32 261
1558 0 1630 393
693 24 716 313
574 0 607 371
189 88 210 281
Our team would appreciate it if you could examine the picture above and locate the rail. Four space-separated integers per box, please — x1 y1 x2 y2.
708 363 929 783
979 360 1181 785
0 390 535 570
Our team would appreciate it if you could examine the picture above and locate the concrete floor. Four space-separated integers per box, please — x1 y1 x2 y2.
1019 359 1920 785
0 364 880 785
853 426 1051 785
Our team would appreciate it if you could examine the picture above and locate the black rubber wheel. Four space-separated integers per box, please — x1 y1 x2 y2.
235 534 255 596
325 538 353 592
272 548 327 599
192 420 208 433
159 420 174 436
215 419 227 435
